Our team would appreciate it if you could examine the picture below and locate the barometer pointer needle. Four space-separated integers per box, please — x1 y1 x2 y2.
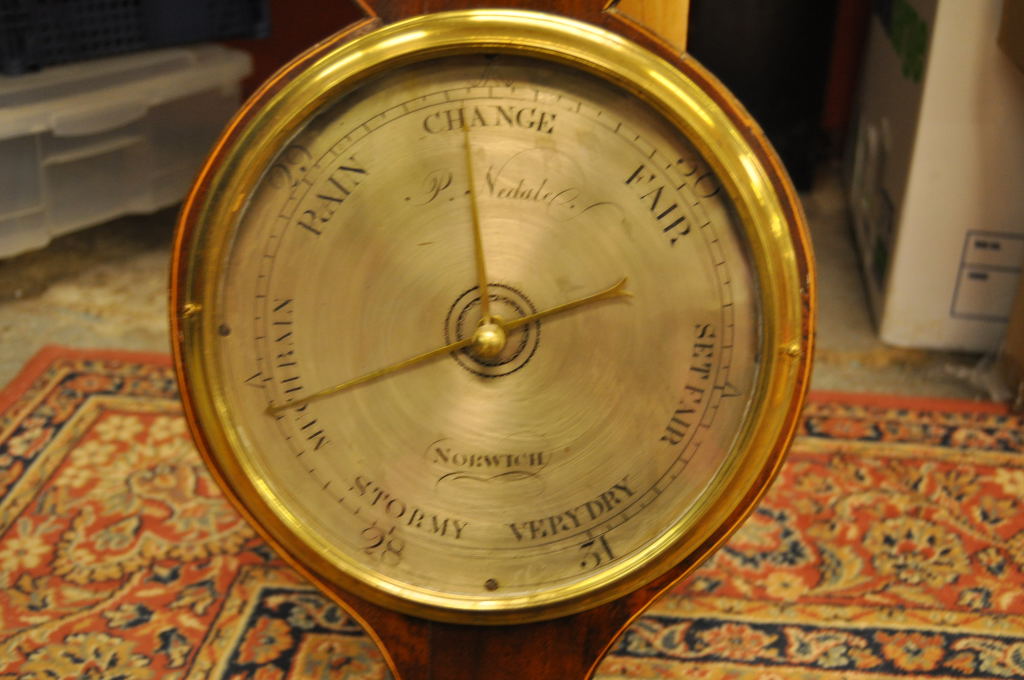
265 277 632 416
462 119 493 325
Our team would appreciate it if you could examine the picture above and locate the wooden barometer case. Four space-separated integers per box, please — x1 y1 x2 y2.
170 0 815 677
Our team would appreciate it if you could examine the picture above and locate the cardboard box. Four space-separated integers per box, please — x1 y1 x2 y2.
847 0 1024 351
1000 273 1024 409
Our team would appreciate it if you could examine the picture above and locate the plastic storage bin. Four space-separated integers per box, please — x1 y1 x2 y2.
0 0 267 75
0 44 251 258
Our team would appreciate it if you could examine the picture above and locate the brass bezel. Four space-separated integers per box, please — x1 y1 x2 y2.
171 9 814 625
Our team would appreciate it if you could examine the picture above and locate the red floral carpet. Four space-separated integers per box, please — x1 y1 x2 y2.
1 347 1023 679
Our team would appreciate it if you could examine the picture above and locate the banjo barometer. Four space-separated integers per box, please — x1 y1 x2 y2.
171 2 814 677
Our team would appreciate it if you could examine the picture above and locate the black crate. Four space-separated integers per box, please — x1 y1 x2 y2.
0 0 268 75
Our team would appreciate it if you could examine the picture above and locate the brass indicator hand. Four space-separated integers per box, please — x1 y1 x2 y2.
462 120 494 329
502 277 631 332
265 277 631 415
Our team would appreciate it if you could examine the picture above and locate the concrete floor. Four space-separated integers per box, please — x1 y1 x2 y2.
0 164 998 401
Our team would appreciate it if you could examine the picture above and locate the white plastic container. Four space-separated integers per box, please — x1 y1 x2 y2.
0 45 251 257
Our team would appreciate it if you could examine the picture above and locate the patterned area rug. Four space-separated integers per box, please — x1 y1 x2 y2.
1 347 1023 679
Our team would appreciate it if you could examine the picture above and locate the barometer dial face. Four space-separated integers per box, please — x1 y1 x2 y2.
173 11 813 624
